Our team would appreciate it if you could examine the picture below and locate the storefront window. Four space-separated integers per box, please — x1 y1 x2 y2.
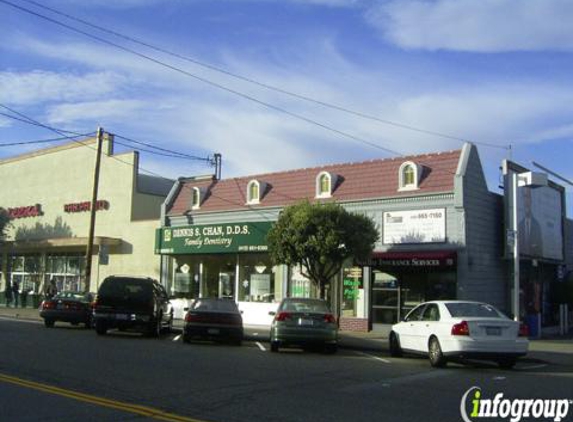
238 254 277 303
342 267 363 317
9 255 42 294
45 254 86 292
170 257 201 299
289 266 318 298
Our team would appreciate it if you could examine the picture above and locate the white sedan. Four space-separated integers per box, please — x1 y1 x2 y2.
389 301 529 368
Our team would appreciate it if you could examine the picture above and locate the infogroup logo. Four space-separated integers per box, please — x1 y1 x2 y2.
460 387 572 422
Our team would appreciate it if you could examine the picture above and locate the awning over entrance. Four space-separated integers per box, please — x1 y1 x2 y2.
368 250 457 268
1 236 122 252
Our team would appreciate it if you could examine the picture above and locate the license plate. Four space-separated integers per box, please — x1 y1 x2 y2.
299 318 314 327
57 304 64 310
115 314 128 320
486 327 501 336
207 328 220 335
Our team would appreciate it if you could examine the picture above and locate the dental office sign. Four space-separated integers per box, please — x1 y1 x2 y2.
155 222 273 254
383 208 446 244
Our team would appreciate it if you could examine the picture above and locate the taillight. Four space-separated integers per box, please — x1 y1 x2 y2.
451 320 470 336
42 301 55 310
275 312 292 322
519 323 529 337
324 314 336 324
185 313 206 323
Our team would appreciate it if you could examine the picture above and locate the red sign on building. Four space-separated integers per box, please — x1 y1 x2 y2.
64 200 110 213
7 204 43 219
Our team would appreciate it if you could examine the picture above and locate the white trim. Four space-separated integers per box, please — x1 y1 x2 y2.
316 171 333 198
246 180 261 205
398 161 421 191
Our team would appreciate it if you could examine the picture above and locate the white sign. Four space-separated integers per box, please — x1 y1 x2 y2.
383 209 446 244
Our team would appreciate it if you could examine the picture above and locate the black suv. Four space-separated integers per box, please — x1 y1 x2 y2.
93 276 173 337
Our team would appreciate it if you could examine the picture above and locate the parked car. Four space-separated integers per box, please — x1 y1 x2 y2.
269 298 338 353
183 298 243 345
40 291 94 328
389 300 529 368
93 276 173 337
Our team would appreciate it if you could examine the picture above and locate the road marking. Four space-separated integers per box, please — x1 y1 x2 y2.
355 351 391 363
0 373 207 422
173 334 182 342
256 342 266 351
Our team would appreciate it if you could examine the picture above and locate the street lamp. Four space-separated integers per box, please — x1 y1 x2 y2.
511 171 548 322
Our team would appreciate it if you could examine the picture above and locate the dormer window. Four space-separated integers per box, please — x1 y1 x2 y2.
316 171 338 198
191 187 202 209
247 180 261 204
398 161 421 191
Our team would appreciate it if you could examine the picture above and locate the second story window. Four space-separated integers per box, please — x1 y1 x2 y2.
247 180 260 204
191 187 201 209
316 171 333 198
398 161 420 191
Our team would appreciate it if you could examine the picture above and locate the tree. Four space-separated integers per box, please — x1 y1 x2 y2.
267 200 378 299
0 207 10 240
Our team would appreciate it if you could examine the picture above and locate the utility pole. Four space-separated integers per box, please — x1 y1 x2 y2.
84 127 104 292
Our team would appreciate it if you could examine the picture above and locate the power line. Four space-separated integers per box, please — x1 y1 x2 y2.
113 133 211 162
0 111 91 137
18 0 507 151
0 105 212 164
0 134 95 147
0 0 403 158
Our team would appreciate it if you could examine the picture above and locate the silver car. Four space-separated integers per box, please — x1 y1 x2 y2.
269 298 338 353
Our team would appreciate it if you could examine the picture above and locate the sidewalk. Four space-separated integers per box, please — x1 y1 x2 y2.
1 305 571 354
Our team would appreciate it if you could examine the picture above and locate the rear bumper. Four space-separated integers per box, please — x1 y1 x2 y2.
441 337 529 357
184 323 243 341
40 310 90 323
270 326 338 345
93 312 153 329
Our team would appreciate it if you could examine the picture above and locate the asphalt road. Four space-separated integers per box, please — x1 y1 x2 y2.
0 318 572 422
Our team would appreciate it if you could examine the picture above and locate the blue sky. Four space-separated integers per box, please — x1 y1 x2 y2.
1 0 573 213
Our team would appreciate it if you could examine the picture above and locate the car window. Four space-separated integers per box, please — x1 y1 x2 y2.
445 302 506 318
191 299 238 312
421 304 440 322
280 299 330 313
404 305 426 322
99 278 152 298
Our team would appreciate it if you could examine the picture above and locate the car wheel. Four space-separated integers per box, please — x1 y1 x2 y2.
389 332 403 357
147 316 162 338
428 336 447 368
323 343 338 354
84 317 93 329
270 341 280 353
95 321 107 335
44 319 55 328
498 358 517 369
164 313 174 334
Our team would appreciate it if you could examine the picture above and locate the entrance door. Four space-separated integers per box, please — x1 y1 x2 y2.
201 256 236 299
372 271 400 325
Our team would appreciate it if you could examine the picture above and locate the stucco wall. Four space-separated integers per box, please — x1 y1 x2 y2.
0 136 166 291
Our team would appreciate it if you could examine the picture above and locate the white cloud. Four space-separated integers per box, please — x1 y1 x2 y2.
367 0 573 52
0 70 127 105
45 99 147 125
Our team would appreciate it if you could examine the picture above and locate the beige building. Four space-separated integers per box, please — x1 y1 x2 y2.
0 134 172 306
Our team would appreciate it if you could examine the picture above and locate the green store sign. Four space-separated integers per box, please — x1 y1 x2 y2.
155 222 273 255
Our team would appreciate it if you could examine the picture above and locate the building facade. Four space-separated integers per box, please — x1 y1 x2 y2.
157 143 522 331
0 134 172 306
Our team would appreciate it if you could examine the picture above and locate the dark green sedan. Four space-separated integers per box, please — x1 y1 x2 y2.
269 298 338 353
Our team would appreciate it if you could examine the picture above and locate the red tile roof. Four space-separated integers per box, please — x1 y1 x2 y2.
167 149 462 216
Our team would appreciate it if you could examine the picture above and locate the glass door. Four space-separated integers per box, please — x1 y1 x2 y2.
372 271 400 324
